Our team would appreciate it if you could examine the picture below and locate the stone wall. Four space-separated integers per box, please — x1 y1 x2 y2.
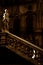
0 1 43 48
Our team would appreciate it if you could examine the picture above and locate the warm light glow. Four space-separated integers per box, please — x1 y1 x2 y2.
32 54 35 59
33 50 35 53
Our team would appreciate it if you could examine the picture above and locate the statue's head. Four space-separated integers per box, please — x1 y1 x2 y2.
5 9 8 13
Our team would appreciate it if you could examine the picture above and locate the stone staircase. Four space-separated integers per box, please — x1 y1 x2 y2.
0 31 43 65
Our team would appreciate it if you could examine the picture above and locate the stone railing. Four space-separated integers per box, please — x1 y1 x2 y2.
0 31 43 65
0 32 7 45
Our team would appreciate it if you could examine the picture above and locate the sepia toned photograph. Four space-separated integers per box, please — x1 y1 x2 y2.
0 0 43 65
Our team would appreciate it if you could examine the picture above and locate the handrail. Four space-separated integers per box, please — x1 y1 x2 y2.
5 30 43 53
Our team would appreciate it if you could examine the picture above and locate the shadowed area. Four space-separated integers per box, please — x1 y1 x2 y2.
0 46 34 65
